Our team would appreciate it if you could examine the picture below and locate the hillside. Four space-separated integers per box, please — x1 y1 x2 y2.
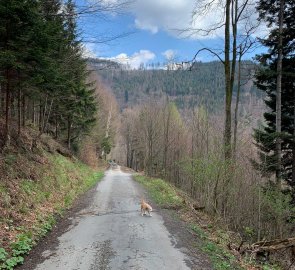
0 122 104 269
93 60 263 114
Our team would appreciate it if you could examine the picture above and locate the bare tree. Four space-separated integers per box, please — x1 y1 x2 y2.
233 35 257 159
182 0 259 160
83 71 119 160
139 101 163 176
120 108 140 168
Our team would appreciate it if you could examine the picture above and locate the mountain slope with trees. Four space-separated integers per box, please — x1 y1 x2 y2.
94 61 261 113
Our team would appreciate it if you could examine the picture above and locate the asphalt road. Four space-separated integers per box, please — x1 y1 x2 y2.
26 168 209 270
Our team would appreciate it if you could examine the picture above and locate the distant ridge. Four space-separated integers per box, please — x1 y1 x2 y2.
89 60 262 114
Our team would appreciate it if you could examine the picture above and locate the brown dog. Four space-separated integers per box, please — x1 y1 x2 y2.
141 198 153 216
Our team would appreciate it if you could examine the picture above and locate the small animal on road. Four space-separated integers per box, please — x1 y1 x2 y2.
141 198 153 216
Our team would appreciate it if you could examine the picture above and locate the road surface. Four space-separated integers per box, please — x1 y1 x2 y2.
20 168 211 270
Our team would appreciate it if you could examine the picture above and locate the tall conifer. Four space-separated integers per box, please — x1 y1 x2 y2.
254 0 295 200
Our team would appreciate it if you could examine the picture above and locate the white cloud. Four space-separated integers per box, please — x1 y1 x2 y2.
108 50 156 68
162 49 177 60
85 0 268 46
125 0 267 40
132 0 195 37
135 19 158 34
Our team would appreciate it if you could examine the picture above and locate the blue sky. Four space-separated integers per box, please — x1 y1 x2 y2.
76 0 267 68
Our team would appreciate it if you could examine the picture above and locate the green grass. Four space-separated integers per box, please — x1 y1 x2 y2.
17 154 104 212
4 154 17 166
42 154 104 211
0 183 7 194
134 175 183 208
190 224 241 270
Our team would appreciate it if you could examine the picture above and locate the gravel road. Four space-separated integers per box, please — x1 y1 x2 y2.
18 168 212 270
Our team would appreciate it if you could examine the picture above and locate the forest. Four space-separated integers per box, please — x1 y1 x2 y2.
0 0 295 269
95 60 260 112
0 0 96 151
0 0 117 157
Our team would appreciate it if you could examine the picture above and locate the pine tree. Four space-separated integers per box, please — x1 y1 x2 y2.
58 0 96 150
0 0 42 144
254 0 295 200
0 0 97 152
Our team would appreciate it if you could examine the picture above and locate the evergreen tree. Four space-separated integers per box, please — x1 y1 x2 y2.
254 0 295 199
58 0 96 150
0 0 97 152
0 0 42 143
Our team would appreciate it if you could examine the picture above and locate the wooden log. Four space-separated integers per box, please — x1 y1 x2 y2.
252 237 295 252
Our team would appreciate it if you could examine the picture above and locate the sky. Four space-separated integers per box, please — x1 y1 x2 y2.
76 0 268 69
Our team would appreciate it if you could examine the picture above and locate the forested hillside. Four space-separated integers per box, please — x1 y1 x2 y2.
94 60 262 113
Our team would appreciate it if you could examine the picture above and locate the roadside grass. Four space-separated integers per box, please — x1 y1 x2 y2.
134 174 281 270
0 153 104 270
134 175 183 208
189 224 242 270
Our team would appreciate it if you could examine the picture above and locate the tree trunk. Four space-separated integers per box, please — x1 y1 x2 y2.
67 117 72 149
148 135 153 176
176 131 180 186
163 104 171 177
126 141 130 167
275 0 284 189
41 95 48 133
39 100 42 132
32 100 35 125
55 115 58 139
224 0 232 160
5 68 11 146
191 132 195 196
0 82 3 115
43 99 53 134
129 149 133 168
233 51 242 159
292 87 295 202
17 87 21 135
22 93 25 127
